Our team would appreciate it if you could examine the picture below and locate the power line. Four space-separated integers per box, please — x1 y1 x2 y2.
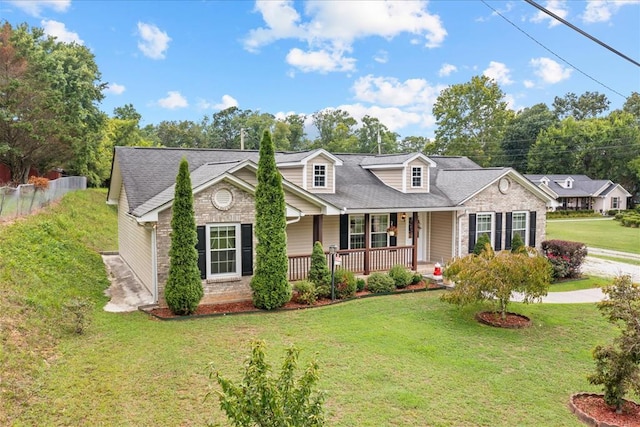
480 0 628 100
523 0 640 68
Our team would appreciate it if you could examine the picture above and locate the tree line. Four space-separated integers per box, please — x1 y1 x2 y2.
2 21 639 197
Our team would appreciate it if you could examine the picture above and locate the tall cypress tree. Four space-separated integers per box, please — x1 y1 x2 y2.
251 131 291 309
165 157 203 315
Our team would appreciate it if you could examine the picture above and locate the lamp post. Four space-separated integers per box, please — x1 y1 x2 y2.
329 245 337 301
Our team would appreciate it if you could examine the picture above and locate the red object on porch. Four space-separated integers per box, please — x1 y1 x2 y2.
433 263 442 277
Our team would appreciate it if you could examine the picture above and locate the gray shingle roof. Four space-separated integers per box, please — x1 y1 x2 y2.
113 147 518 217
524 174 614 197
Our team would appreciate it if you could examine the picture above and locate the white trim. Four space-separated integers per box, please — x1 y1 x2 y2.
511 211 529 246
475 212 495 248
151 225 158 303
205 223 241 279
411 166 423 188
312 163 328 188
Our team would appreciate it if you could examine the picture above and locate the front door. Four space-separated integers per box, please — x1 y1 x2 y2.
406 212 427 262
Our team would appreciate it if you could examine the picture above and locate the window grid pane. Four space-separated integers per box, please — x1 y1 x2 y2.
476 214 492 243
412 167 422 187
210 225 237 275
314 165 326 187
350 215 364 249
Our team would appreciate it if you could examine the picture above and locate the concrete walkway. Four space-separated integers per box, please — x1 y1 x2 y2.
512 288 606 304
102 254 154 312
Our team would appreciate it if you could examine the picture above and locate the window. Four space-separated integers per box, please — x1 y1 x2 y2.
207 224 240 276
370 214 389 248
349 215 365 249
313 164 326 188
411 167 422 188
511 212 527 244
476 213 493 246
611 197 620 209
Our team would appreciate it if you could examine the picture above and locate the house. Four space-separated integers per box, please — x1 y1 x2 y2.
524 174 632 213
107 147 553 307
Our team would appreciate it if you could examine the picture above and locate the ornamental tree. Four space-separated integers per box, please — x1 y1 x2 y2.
588 275 640 413
441 247 552 320
250 131 291 309
308 242 330 288
209 340 326 426
164 157 203 315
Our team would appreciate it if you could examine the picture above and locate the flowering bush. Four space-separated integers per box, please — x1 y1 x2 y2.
541 240 587 280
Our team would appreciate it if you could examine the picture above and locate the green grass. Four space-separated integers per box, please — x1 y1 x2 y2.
546 218 640 254
548 276 610 292
1 191 634 426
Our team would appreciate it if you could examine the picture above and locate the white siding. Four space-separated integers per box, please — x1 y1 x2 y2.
306 153 334 193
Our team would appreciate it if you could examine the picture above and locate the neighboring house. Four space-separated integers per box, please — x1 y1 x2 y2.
525 174 632 213
0 163 63 185
107 147 553 306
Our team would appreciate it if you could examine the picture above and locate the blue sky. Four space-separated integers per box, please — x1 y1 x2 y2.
3 0 639 138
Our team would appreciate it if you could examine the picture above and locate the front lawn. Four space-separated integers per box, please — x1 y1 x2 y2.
1 190 626 426
546 218 640 254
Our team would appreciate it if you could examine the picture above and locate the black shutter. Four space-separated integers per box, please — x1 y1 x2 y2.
494 212 502 251
529 211 537 248
339 214 349 250
505 213 513 250
468 213 476 254
196 226 206 279
390 212 397 247
241 224 253 276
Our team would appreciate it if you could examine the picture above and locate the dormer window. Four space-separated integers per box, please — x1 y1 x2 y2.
313 164 326 188
411 167 423 188
565 179 573 189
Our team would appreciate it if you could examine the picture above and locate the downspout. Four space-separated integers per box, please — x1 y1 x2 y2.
151 223 158 304
286 212 303 225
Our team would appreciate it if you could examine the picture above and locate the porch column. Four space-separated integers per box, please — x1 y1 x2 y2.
364 213 370 275
313 215 323 244
411 212 418 271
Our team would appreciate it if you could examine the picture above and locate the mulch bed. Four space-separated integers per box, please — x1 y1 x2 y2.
145 281 443 320
570 393 640 427
475 311 532 328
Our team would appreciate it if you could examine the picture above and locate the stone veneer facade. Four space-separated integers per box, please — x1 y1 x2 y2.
155 181 256 306
458 177 547 254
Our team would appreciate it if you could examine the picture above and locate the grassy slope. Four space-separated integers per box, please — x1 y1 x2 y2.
1 193 631 426
0 189 117 424
546 219 640 254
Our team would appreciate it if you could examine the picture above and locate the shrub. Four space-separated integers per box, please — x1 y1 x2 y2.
618 212 640 228
510 233 525 253
588 275 640 414
308 242 330 288
165 157 204 315
356 278 366 292
441 246 552 320
251 131 291 310
209 340 325 426
366 273 395 293
388 264 413 289
607 209 621 216
334 268 357 299
293 280 317 305
473 234 491 255
412 272 423 285
62 297 92 334
315 284 331 299
541 240 588 280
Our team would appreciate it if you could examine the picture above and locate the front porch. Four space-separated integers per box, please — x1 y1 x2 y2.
287 246 437 281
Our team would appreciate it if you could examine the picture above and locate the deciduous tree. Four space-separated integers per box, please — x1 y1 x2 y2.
432 75 512 166
553 91 610 120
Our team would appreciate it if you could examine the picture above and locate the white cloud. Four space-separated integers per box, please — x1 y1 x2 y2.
105 83 125 95
582 0 640 23
7 0 70 17
438 63 457 77
338 103 426 132
352 75 442 107
197 95 238 111
245 0 447 73
286 48 356 73
373 50 388 64
530 0 569 27
483 61 513 85
530 57 572 84
41 19 83 44
137 22 171 60
523 80 535 88
157 91 188 109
